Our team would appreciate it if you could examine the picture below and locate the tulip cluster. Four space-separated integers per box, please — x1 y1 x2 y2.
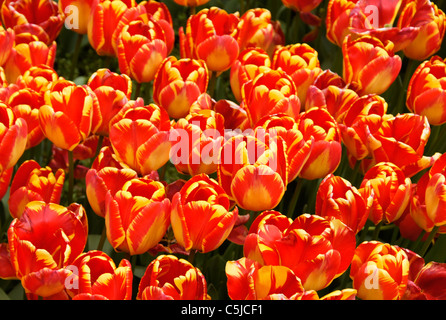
0 0 446 302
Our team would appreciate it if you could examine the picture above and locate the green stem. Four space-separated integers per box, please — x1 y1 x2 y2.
67 150 75 204
97 225 107 251
90 135 104 167
357 221 371 244
287 178 304 218
207 71 217 98
395 58 419 115
419 226 439 257
188 249 197 264
69 33 84 80
134 82 142 100
410 229 426 252
372 221 383 240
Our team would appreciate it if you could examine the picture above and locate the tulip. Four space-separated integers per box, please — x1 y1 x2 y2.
3 40 57 84
108 99 173 176
116 19 168 84
217 131 288 211
296 107 342 180
0 26 14 67
38 84 94 151
105 176 171 255
342 35 402 95
7 201 88 298
68 250 133 300
226 257 311 300
403 261 446 300
0 242 16 280
0 167 13 200
58 0 99 34
0 102 28 174
173 0 210 8
241 69 301 127
1 0 65 44
325 0 358 47
137 254 209 300
281 0 323 13
316 174 370 234
170 110 225 176
406 56 446 126
235 8 285 55
272 43 322 106
350 241 410 300
398 0 446 61
87 0 130 57
171 174 238 253
8 160 65 219
153 56 209 119
230 47 272 103
179 7 239 73
87 68 132 136
422 152 446 228
244 212 356 291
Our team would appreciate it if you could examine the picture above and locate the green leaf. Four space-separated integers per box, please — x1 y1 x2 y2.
0 287 10 300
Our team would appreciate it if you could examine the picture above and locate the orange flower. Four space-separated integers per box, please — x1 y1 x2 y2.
255 113 313 183
8 160 65 219
153 56 209 119
217 132 288 211
3 40 57 83
280 0 323 13
316 174 370 234
116 19 168 83
359 162 412 225
68 251 133 300
230 47 272 103
0 242 16 280
105 176 171 255
422 153 446 228
0 102 28 174
406 56 446 126
38 84 94 151
87 68 132 136
404 260 446 300
108 99 172 176
171 174 238 253
1 0 65 44
272 43 322 106
58 0 98 34
235 8 284 55
241 69 301 127
226 257 312 300
87 0 130 57
296 107 342 180
137 254 209 300
342 35 402 95
350 241 410 300
179 7 240 73
170 110 225 176
7 201 88 299
0 26 14 67
173 0 210 8
398 0 446 61
244 211 356 291
325 0 358 47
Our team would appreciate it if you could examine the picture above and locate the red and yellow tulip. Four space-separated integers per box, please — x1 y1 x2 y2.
137 254 209 300
0 26 14 67
58 0 99 35
350 241 410 300
171 174 238 253
281 0 323 13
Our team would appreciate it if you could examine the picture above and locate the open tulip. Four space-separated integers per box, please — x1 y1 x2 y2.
137 254 209 300
109 99 173 176
153 56 209 119
179 7 239 73
244 211 356 291
406 56 446 126
7 201 88 299
8 160 65 219
38 84 94 151
68 250 133 300
171 174 238 253
342 35 402 95
217 131 288 211
350 241 410 300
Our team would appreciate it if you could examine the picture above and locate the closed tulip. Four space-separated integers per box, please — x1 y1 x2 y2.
217 132 288 211
244 211 356 291
0 26 14 67
153 56 209 119
404 261 446 300
109 99 173 176
179 7 239 73
137 254 209 300
68 250 133 300
7 201 88 299
406 56 446 126
423 152 446 228
8 160 65 219
342 35 402 95
350 241 410 300
38 84 94 151
171 174 238 253
58 0 99 34
281 0 323 13
105 176 171 255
